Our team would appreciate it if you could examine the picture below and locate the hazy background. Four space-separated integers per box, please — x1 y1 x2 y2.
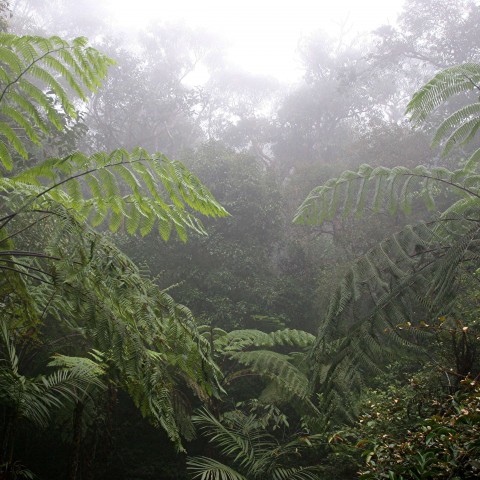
107 0 404 81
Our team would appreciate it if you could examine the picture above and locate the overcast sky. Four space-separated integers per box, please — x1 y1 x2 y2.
108 0 404 81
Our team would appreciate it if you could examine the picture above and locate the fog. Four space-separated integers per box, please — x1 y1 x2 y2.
2 0 480 479
108 0 404 80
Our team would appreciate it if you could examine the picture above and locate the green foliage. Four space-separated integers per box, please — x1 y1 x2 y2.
209 328 319 422
406 63 480 157
358 379 480 479
295 63 480 421
0 32 228 474
294 161 480 226
187 408 321 480
0 328 103 430
215 329 315 351
0 33 114 170
2 147 227 243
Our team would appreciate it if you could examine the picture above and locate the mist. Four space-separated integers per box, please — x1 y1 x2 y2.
1 0 480 479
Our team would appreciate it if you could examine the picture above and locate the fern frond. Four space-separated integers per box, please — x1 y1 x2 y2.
294 163 480 226
3 148 228 239
406 63 480 155
0 34 115 170
406 63 480 124
227 350 309 399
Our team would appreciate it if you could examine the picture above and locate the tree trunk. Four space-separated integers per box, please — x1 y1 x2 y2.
0 410 17 480
67 401 84 480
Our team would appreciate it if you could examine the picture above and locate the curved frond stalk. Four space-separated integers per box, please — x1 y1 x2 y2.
406 63 480 124
294 163 480 227
406 63 480 156
0 34 115 170
0 148 228 240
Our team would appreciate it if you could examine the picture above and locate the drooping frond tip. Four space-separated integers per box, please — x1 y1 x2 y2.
406 63 480 124
0 34 115 170
293 161 480 227
406 63 480 156
5 147 228 240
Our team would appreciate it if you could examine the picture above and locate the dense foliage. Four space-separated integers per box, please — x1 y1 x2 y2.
0 1 480 479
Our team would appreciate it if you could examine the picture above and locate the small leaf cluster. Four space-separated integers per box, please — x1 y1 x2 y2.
359 379 480 479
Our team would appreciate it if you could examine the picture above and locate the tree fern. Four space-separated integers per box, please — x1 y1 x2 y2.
15 207 223 449
0 32 228 454
296 63 480 422
0 34 114 170
406 63 480 157
208 328 319 424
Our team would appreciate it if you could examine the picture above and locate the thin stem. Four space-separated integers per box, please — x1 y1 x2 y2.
0 264 54 285
0 250 60 260
0 214 50 244
0 258 53 277
1 156 148 230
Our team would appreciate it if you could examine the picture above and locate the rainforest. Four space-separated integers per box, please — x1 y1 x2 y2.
0 0 479 479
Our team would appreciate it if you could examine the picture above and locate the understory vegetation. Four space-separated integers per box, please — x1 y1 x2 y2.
1 1 480 479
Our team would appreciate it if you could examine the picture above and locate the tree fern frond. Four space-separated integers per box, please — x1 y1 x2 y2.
0 33 115 170
406 63 480 124
227 350 309 399
3 149 228 239
294 163 480 226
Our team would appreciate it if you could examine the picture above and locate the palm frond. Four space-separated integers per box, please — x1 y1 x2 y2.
187 456 248 480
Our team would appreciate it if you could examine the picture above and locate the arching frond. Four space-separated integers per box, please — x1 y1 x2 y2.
187 456 248 480
227 350 309 400
406 63 480 124
192 409 269 472
0 148 228 240
406 63 480 156
0 324 105 429
0 34 115 170
217 329 315 351
294 162 480 226
189 408 321 480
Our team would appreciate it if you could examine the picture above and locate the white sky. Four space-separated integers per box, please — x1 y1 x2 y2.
107 0 404 81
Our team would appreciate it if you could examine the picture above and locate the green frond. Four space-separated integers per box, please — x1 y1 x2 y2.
0 33 115 168
406 63 480 155
406 63 480 124
307 211 480 418
271 466 321 480
217 329 314 351
0 121 28 160
189 408 320 480
187 456 248 480
8 149 228 240
294 163 480 226
193 409 264 470
227 350 309 399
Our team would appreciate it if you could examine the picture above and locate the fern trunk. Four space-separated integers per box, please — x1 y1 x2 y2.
68 401 84 480
0 409 17 476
